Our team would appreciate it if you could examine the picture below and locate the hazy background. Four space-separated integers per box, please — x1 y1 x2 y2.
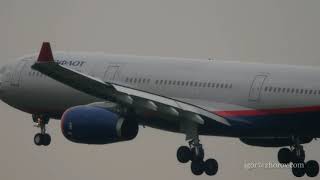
1 0 320 179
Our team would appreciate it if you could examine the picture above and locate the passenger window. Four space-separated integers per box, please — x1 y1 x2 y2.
168 80 172 85
229 84 232 88
268 87 272 92
309 90 313 94
143 79 146 83
185 81 189 86
155 80 158 84
138 78 141 83
125 78 129 82
286 88 290 93
291 88 294 93
181 81 185 86
194 82 198 87
216 83 219 88
203 82 207 87
173 81 176 85
198 82 202 87
160 80 163 84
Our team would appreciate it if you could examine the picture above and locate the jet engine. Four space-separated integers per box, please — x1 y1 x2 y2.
61 105 138 144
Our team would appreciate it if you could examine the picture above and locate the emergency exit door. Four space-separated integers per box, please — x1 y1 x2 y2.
249 75 267 101
103 65 120 82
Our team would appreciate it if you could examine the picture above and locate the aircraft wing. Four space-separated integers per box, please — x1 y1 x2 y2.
32 43 231 133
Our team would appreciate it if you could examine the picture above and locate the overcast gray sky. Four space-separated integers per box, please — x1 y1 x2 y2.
1 0 320 179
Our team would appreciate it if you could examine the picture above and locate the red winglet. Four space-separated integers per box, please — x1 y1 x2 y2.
37 42 54 62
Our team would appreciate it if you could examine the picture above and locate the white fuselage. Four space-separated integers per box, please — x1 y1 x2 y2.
1 53 320 137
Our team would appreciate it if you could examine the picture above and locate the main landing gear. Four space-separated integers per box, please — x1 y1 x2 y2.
176 136 218 176
32 115 51 146
278 136 319 178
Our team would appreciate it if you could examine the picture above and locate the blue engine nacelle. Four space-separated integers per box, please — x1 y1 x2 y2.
61 105 138 144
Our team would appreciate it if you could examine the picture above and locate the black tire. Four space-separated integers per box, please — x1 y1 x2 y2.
305 160 319 177
292 162 305 177
278 148 292 164
191 160 204 176
177 146 191 163
42 134 51 146
204 159 218 176
292 148 305 163
34 133 43 146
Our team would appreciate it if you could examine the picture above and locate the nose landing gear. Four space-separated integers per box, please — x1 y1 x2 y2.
33 115 51 146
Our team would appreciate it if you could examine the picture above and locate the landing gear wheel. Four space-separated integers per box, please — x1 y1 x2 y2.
204 159 218 176
34 133 43 146
292 161 305 177
305 160 319 177
191 160 204 176
42 134 51 146
177 146 191 163
278 148 292 164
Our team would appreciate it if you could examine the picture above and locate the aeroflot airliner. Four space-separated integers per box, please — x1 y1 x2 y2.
1 42 320 177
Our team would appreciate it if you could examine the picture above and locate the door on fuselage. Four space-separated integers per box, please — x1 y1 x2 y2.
10 60 28 87
249 74 268 101
103 65 120 82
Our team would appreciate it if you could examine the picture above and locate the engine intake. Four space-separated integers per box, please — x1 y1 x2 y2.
61 105 138 144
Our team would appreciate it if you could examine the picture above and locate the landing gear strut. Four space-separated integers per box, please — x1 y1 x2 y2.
176 136 218 176
33 115 51 146
277 136 319 178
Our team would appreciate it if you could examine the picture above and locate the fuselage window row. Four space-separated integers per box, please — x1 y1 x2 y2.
264 86 320 95
125 77 232 89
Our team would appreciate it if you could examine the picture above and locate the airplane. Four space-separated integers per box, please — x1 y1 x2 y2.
0 42 319 178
